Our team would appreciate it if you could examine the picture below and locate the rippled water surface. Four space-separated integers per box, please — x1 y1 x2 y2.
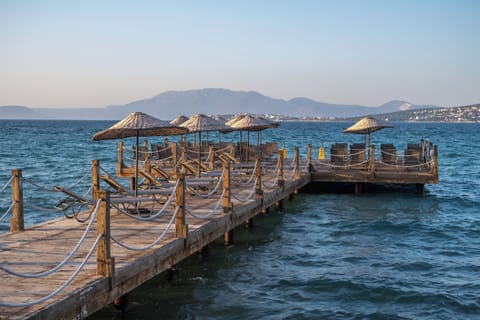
0 120 479 319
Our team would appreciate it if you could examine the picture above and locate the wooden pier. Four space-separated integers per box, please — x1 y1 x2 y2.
0 141 438 319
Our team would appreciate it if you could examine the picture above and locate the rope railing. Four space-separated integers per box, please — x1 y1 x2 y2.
232 161 258 185
0 176 13 194
377 158 434 169
185 174 224 199
65 165 92 190
113 181 179 222
110 206 178 251
186 189 225 220
0 233 102 308
21 177 57 192
231 178 258 202
0 201 15 222
0 199 102 278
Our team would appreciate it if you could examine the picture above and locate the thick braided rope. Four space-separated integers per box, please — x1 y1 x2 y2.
0 199 101 278
0 201 15 222
110 206 178 251
231 178 258 202
0 233 102 307
0 176 13 193
186 189 225 220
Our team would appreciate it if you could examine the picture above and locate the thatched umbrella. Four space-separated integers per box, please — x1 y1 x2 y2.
225 115 247 160
170 115 189 126
92 112 188 196
343 116 394 160
180 114 232 174
228 115 279 161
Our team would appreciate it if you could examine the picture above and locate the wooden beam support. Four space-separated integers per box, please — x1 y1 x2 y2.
294 146 300 179
277 152 284 189
175 174 188 238
91 160 100 200
255 157 262 195
95 190 115 288
10 169 24 232
223 160 232 213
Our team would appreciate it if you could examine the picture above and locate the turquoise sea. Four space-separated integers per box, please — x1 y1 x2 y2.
0 120 479 319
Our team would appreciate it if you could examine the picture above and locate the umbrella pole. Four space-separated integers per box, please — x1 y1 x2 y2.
248 131 251 163
240 131 242 162
198 131 202 177
257 130 261 160
135 132 139 198
367 133 371 161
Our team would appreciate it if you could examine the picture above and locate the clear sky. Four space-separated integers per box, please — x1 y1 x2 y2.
1 0 479 108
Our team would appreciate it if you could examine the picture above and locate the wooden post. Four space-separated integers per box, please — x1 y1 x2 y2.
181 146 187 164
307 144 312 172
10 169 24 232
255 157 262 195
208 145 215 170
224 229 234 246
91 160 100 200
294 146 300 179
433 145 438 182
116 141 124 175
96 190 114 287
369 145 376 172
223 160 232 213
171 142 178 167
175 174 188 238
277 152 284 189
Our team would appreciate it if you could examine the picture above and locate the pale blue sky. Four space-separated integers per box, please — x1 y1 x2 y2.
0 0 479 108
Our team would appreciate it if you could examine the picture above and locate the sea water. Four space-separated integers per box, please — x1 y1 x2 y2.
0 120 479 319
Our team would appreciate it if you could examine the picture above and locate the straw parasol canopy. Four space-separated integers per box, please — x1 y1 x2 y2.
228 115 280 161
343 116 394 159
179 114 233 175
93 112 187 140
92 112 188 196
180 114 232 133
170 115 189 126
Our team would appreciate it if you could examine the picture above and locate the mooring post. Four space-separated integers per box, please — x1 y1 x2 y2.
369 145 376 172
433 145 438 182
307 144 312 172
175 174 188 238
10 169 24 232
294 146 300 179
223 160 232 213
91 160 100 200
255 157 262 196
171 142 178 166
96 190 115 288
208 145 215 170
117 141 124 176
277 151 284 189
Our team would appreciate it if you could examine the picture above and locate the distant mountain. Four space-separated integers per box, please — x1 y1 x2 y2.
0 88 441 120
104 88 439 119
0 106 46 119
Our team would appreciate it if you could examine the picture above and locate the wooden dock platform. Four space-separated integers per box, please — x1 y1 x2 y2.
0 151 309 319
0 141 438 319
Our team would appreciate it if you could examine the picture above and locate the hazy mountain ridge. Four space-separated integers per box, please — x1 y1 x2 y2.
0 88 441 120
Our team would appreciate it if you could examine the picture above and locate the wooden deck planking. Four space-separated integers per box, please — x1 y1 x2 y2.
0 170 310 320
